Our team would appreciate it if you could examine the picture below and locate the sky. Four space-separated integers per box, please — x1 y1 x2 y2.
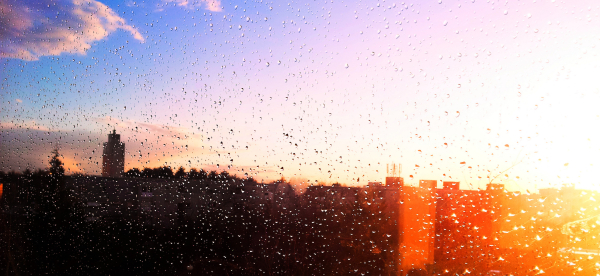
1 0 599 192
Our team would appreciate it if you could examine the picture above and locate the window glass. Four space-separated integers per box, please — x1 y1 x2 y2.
1 0 599 275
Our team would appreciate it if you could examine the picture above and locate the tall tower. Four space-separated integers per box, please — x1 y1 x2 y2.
102 130 125 177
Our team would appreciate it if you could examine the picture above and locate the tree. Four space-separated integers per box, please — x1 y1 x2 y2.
208 170 219 180
175 166 186 178
125 168 142 178
13 149 85 275
219 170 231 179
188 168 207 180
157 166 174 178
43 148 66 213
49 148 65 177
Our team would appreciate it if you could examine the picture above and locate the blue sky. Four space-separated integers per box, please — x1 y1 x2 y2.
2 0 600 191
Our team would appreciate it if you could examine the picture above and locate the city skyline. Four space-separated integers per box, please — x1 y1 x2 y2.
1 0 599 192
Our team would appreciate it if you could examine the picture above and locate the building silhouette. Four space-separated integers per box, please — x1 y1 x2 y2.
101 130 125 177
386 163 404 188
442 181 460 190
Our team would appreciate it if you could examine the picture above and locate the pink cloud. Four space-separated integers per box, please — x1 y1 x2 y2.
0 120 51 131
92 116 191 142
0 0 144 61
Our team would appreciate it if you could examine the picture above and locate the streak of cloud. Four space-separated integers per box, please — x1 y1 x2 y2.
0 121 51 131
162 0 222 12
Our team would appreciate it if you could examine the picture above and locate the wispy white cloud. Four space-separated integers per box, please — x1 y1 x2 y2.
0 0 144 61
163 0 222 12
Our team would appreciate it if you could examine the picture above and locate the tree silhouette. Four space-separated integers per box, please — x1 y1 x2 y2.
125 167 142 177
3 149 85 275
188 168 207 180
49 148 65 177
175 166 186 178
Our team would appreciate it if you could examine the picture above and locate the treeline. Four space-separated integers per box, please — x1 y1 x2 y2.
124 166 248 182
0 151 401 276
0 165 249 182
2 153 574 276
